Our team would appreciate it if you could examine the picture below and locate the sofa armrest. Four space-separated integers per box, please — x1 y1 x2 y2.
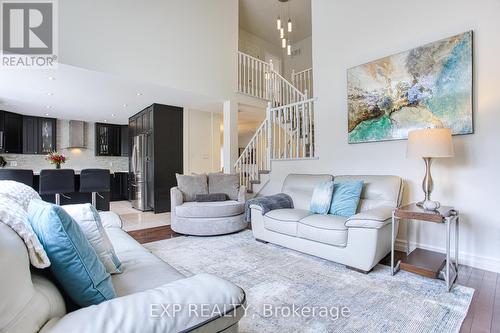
238 186 247 203
170 187 184 211
48 273 245 333
345 206 394 229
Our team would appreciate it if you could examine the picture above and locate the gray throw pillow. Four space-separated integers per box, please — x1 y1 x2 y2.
195 193 227 202
208 173 240 201
175 173 208 202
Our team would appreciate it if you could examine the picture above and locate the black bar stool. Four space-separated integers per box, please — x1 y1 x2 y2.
39 169 75 205
80 169 110 208
0 169 34 187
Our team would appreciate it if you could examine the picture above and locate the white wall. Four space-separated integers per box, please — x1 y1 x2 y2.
60 0 238 100
183 109 222 175
263 0 500 272
2 121 128 172
284 36 312 80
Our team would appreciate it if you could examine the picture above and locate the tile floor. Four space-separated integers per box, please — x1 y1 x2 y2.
109 200 171 232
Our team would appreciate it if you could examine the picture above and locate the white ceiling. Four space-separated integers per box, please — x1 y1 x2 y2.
0 65 222 125
239 0 311 47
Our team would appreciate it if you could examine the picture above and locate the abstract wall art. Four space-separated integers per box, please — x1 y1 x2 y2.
347 31 473 143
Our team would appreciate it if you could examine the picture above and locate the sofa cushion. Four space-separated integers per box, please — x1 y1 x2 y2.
176 173 208 202
208 173 240 200
265 208 312 222
104 227 185 296
297 214 348 247
263 209 312 237
176 200 244 218
28 199 116 306
309 181 334 214
0 180 41 211
62 204 122 274
329 181 364 217
281 174 334 210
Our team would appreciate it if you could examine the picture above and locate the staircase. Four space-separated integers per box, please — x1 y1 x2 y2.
235 52 316 193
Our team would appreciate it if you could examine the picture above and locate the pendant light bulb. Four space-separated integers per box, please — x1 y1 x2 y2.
287 42 291 56
288 19 292 32
276 16 281 30
282 38 286 48
280 28 284 39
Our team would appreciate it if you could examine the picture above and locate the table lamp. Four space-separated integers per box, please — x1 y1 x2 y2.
406 128 454 211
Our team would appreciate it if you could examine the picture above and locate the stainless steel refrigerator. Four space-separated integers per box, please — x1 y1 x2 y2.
130 134 153 211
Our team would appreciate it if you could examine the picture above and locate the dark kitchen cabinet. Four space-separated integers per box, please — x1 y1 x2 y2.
95 123 121 156
128 104 183 213
120 125 129 157
0 111 23 154
23 116 56 154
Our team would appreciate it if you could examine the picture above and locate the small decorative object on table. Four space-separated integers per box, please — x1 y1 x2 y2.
46 152 67 169
391 203 459 291
406 127 454 211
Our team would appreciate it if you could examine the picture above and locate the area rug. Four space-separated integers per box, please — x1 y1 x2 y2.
144 230 473 333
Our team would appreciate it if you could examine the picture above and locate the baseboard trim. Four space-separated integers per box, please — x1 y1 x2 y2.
395 238 500 274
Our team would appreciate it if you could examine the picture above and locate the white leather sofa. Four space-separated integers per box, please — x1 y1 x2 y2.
250 174 403 272
0 210 246 333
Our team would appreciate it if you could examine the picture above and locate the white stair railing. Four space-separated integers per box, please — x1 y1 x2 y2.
236 52 316 190
238 52 271 100
234 118 270 190
268 97 316 160
292 68 313 97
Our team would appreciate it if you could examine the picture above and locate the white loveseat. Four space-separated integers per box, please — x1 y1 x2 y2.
0 210 246 333
250 174 404 272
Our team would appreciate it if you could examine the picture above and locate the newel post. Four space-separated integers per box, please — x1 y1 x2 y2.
267 101 273 166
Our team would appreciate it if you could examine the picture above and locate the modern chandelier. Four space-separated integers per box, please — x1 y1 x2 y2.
276 0 292 55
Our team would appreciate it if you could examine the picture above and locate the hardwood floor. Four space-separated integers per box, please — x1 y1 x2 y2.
128 227 500 332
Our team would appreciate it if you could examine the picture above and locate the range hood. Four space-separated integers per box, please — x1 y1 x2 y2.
67 120 86 148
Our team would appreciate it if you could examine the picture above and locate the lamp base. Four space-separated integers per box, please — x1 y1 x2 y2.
417 200 441 211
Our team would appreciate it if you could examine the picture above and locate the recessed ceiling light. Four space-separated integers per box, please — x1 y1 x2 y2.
48 76 55 80
45 113 49 116
46 105 52 109
104 119 107 123
122 104 128 107
47 92 54 96
111 113 115 117
136 93 143 96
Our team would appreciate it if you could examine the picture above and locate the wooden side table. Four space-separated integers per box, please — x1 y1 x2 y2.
390 203 459 291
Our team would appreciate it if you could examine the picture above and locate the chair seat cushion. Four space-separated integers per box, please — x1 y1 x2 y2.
297 214 348 247
175 200 244 218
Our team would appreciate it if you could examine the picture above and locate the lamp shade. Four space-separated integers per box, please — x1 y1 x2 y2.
406 128 454 158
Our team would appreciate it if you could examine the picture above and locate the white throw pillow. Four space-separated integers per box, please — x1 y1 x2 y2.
0 195 51 268
62 204 122 274
0 180 41 211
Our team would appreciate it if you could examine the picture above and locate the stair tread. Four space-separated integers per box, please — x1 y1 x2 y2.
258 170 270 174
250 180 261 184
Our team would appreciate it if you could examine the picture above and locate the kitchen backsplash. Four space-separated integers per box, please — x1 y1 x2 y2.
1 120 129 172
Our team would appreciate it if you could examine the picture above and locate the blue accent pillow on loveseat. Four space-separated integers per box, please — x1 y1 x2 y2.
329 181 364 217
27 199 116 307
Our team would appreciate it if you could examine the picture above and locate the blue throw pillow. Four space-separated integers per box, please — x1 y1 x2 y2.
309 181 335 215
28 199 116 307
329 181 364 217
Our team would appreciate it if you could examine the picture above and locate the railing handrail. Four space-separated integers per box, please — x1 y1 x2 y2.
293 67 313 76
270 70 306 100
269 97 316 111
234 119 267 167
237 51 269 67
